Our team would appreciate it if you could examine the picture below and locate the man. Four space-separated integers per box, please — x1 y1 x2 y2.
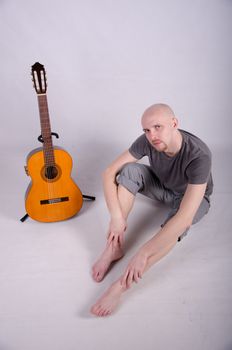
90 103 213 317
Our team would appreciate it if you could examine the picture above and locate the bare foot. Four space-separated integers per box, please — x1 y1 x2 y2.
90 280 125 317
92 243 124 282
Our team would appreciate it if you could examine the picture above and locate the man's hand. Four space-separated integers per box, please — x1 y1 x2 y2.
120 250 148 289
107 216 127 248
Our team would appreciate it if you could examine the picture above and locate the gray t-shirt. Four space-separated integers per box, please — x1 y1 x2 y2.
129 129 213 198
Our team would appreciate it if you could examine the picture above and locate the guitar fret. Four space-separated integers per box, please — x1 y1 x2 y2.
37 95 56 167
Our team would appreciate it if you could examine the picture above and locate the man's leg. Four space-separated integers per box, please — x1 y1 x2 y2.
92 185 135 282
92 163 174 282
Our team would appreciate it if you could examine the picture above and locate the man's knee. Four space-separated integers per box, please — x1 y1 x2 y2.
119 163 145 179
116 163 145 195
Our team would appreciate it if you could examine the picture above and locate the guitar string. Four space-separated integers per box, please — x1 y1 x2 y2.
34 73 64 221
40 95 54 220
43 96 64 220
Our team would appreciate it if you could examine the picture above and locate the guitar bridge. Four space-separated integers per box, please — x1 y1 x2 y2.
40 196 69 205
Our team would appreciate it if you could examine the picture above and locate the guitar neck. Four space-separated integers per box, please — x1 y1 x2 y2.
37 94 55 166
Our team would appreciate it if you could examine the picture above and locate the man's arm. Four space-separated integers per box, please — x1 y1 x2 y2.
121 183 207 288
102 150 138 245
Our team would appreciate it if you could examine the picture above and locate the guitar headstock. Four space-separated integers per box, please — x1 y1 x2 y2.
31 62 47 94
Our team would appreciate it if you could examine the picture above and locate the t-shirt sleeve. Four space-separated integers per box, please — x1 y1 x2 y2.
129 134 148 159
186 154 212 184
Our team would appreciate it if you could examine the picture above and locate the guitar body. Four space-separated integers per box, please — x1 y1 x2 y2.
25 147 83 222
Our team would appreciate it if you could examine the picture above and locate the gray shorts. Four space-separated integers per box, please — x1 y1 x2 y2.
116 163 210 241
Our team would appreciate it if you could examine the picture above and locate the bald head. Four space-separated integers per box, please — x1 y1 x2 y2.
141 103 181 155
142 103 175 123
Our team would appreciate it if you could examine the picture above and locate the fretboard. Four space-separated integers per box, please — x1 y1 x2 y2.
37 94 55 167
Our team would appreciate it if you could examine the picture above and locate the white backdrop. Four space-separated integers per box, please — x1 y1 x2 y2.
1 0 231 205
1 0 231 152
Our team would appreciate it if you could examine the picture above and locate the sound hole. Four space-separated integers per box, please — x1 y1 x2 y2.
45 166 58 179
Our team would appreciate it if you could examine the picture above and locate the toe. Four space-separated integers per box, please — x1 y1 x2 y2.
90 304 99 315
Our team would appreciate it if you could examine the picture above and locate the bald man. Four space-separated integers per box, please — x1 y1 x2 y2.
91 103 213 317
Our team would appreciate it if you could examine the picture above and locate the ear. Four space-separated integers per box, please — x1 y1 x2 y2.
172 117 178 128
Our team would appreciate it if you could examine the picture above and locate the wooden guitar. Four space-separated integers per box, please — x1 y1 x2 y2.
25 62 83 222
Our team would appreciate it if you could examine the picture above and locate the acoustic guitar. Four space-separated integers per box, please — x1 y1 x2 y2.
25 62 83 222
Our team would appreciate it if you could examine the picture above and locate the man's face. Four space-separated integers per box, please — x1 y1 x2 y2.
141 112 177 153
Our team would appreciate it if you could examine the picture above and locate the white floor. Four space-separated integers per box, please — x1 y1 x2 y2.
0 146 231 350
